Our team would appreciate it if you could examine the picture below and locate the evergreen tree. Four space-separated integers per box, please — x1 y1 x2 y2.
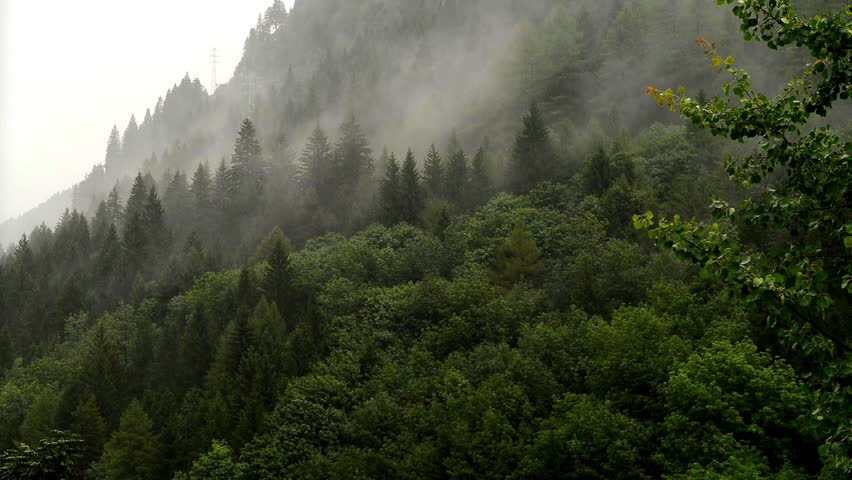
228 119 266 210
445 132 468 206
581 145 614 196
299 125 335 202
379 153 402 225
399 149 424 224
125 173 148 222
261 230 293 322
423 143 445 199
191 161 213 230
164 171 192 235
143 185 168 254
493 220 542 287
470 142 492 207
122 115 139 170
212 159 228 210
106 185 123 227
509 102 557 192
334 114 373 222
173 440 246 480
105 126 122 177
70 394 108 464
99 400 161 480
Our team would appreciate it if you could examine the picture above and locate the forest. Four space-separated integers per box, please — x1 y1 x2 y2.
0 0 850 478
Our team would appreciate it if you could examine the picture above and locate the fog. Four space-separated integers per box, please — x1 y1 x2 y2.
0 0 290 222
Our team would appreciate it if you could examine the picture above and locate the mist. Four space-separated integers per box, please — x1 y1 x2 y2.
0 1 849 478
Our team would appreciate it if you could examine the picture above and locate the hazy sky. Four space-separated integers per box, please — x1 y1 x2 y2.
0 0 293 222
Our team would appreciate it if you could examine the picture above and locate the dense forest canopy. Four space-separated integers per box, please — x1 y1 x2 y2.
1 0 850 479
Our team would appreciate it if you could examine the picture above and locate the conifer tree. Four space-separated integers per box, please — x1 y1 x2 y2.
334 114 373 221
143 185 167 252
445 132 468 206
400 149 424 224
105 126 122 177
122 115 139 169
191 162 212 219
299 125 335 201
71 394 108 464
379 153 402 225
423 143 445 199
125 173 148 222
493 220 542 287
213 159 228 210
470 142 492 207
106 185 123 227
99 400 161 480
228 119 266 210
509 102 557 192
262 231 292 321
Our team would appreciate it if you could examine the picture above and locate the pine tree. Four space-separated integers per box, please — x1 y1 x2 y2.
470 142 493 207
509 102 557 192
164 171 192 235
105 126 122 177
122 115 139 170
106 185 123 227
423 143 445 198
191 161 213 229
213 159 228 210
399 149 424 224
125 173 148 222
334 114 373 222
228 119 266 210
445 132 468 206
493 220 542 287
71 394 108 464
299 125 335 202
581 145 613 196
99 400 161 480
379 153 402 225
335 113 372 192
143 185 168 252
262 231 293 321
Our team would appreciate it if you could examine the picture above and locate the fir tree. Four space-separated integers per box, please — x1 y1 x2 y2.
493 220 542 287
399 149 424 224
262 230 292 322
99 400 161 480
71 394 108 464
122 115 139 169
423 143 445 199
228 119 266 209
470 142 492 207
104 126 122 177
445 132 468 206
191 161 212 218
299 125 335 201
106 186 123 227
379 153 402 225
509 102 557 192
125 173 148 222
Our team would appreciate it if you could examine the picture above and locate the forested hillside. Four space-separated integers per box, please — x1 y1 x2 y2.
1 0 850 478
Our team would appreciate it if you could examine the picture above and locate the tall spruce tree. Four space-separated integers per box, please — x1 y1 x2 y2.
299 126 335 202
99 400 161 480
379 153 402 225
470 142 492 207
262 230 292 322
400 149 424 224
104 126 122 177
228 119 266 211
509 102 557 192
445 132 468 206
423 143 445 198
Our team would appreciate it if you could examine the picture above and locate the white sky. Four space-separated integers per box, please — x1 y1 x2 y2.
0 0 293 222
